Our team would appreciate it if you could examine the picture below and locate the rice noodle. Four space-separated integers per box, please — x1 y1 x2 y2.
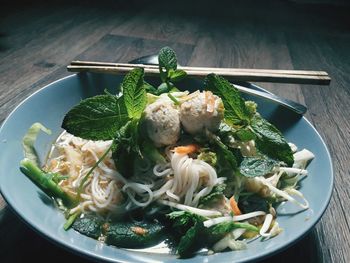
158 152 222 207
259 214 273 237
158 200 222 217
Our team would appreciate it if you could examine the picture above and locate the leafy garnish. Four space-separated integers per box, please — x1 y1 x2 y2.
158 46 177 71
22 122 52 166
239 156 279 177
238 194 270 213
72 213 103 238
141 140 166 164
62 95 128 141
204 73 250 126
168 69 187 82
207 221 259 245
167 211 205 257
157 47 185 94
199 183 226 206
235 128 256 141
251 115 294 166
20 159 75 207
122 68 147 119
209 133 238 170
177 219 204 258
167 211 201 229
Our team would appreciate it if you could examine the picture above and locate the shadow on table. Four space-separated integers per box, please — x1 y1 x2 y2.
0 206 324 263
259 229 323 263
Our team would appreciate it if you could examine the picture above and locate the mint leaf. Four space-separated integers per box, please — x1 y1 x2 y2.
251 115 294 166
209 133 238 170
206 221 259 245
204 74 250 126
158 46 177 71
167 211 205 258
168 69 187 82
143 81 157 94
62 95 128 141
122 68 147 119
239 156 278 177
199 183 226 206
238 194 270 213
235 128 256 141
177 220 204 258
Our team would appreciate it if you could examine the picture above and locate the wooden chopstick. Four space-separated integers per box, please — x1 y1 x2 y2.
68 61 331 85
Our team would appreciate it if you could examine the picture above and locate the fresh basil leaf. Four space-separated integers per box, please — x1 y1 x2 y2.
168 69 187 82
239 156 278 177
62 95 128 141
158 46 177 71
204 74 251 126
251 115 294 166
122 68 147 119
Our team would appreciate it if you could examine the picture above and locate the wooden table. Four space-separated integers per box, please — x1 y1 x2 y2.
1 0 349 262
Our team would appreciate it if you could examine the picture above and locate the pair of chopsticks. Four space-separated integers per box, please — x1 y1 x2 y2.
67 60 331 85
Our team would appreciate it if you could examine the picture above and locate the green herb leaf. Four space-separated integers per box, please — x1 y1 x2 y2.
168 69 187 82
156 82 170 95
251 115 294 166
122 68 147 119
72 213 103 239
206 221 259 246
239 156 278 177
208 133 238 170
235 128 256 141
141 140 166 164
177 220 204 258
105 220 165 249
62 95 128 141
204 74 250 126
238 194 270 213
158 46 177 71
143 81 158 95
167 212 205 257
199 183 226 206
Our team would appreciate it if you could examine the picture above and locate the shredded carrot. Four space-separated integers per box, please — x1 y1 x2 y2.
174 144 199 155
230 196 242 215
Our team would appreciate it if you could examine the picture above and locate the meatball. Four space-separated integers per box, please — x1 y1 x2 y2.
180 91 224 134
143 100 180 146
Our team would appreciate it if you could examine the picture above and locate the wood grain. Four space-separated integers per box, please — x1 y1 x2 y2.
1 0 349 262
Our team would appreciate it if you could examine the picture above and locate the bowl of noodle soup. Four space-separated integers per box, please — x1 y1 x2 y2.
0 72 333 262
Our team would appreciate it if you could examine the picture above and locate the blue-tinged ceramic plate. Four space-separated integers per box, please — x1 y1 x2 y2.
0 73 333 263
